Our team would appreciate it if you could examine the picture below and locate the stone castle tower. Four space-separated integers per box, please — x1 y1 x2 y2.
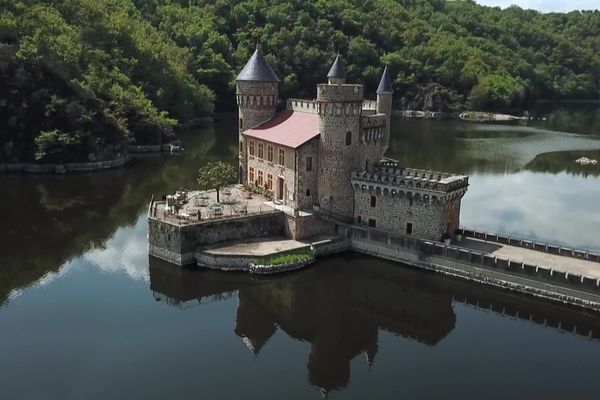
316 54 364 219
235 46 279 183
316 56 392 220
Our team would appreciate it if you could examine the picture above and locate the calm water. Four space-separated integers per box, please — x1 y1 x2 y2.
1 105 600 399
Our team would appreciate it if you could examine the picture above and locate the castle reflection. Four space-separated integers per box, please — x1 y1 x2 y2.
149 253 600 393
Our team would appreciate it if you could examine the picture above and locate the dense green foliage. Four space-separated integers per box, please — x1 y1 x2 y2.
197 161 237 201
1 0 599 162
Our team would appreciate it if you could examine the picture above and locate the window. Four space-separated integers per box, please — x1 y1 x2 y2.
357 216 362 224
249 167 255 184
346 131 352 145
258 143 264 159
370 195 377 208
306 189 311 197
368 219 376 228
406 223 413 235
267 173 273 191
239 141 243 155
267 145 274 162
249 141 255 156
306 156 313 172
258 170 264 187
278 149 285 166
239 117 243 130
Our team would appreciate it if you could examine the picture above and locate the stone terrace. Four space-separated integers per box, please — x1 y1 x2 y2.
150 185 278 226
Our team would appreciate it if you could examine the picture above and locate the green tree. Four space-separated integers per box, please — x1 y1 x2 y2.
197 161 237 202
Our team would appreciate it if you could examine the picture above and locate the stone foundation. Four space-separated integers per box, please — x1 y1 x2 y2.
148 211 286 266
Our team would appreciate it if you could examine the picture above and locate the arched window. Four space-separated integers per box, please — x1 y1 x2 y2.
346 131 352 146
370 196 377 208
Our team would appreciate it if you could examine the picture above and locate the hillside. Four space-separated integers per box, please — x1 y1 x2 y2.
1 0 599 163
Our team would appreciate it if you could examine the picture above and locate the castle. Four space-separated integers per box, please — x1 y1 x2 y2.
147 49 600 314
236 47 469 241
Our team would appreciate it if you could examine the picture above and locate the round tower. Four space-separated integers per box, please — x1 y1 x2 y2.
236 46 279 183
317 55 363 220
376 66 393 149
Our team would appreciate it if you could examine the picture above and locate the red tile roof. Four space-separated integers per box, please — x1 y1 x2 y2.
243 110 319 149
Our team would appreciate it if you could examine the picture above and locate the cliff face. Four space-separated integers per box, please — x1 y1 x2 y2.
399 84 453 112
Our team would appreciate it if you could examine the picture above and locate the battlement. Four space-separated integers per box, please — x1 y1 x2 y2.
287 98 318 114
363 99 377 110
361 114 386 127
316 84 363 102
351 160 469 194
236 80 277 96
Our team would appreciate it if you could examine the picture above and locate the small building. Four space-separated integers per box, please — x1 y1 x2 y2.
236 47 468 241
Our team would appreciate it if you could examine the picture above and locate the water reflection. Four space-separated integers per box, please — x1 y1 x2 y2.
0 118 234 306
149 254 600 393
526 149 600 176
462 171 600 251
389 117 600 173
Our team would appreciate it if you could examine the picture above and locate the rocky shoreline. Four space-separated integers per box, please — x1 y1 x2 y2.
392 109 530 121
0 140 185 174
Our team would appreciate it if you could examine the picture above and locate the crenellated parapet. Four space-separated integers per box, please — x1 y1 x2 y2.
236 81 278 110
287 98 318 114
317 102 362 116
360 115 386 145
362 99 378 111
351 162 469 205
316 84 363 102
236 93 277 109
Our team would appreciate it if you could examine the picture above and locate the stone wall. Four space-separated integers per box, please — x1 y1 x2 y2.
194 251 256 271
296 138 319 210
148 211 286 266
458 228 600 264
353 188 448 241
287 99 318 114
236 80 278 131
246 139 297 206
348 226 600 311
284 214 336 240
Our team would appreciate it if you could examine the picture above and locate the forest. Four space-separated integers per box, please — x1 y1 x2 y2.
0 0 599 163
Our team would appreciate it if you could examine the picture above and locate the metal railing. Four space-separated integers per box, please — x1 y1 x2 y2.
151 203 282 226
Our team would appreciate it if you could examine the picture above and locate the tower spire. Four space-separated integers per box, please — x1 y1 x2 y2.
376 65 393 94
236 46 279 82
327 53 346 84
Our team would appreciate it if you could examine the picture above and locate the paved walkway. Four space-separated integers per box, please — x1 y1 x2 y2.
461 238 600 279
203 237 309 257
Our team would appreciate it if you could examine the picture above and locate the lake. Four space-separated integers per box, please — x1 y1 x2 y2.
1 104 600 399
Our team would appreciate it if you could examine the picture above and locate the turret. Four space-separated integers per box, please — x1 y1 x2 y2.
236 46 279 183
316 55 363 219
376 66 393 148
327 54 346 85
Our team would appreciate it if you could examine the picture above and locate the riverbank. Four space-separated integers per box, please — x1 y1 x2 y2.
0 139 187 174
0 156 130 174
392 109 529 121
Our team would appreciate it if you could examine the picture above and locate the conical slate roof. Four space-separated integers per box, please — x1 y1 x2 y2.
376 66 393 93
236 47 279 82
327 54 346 79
